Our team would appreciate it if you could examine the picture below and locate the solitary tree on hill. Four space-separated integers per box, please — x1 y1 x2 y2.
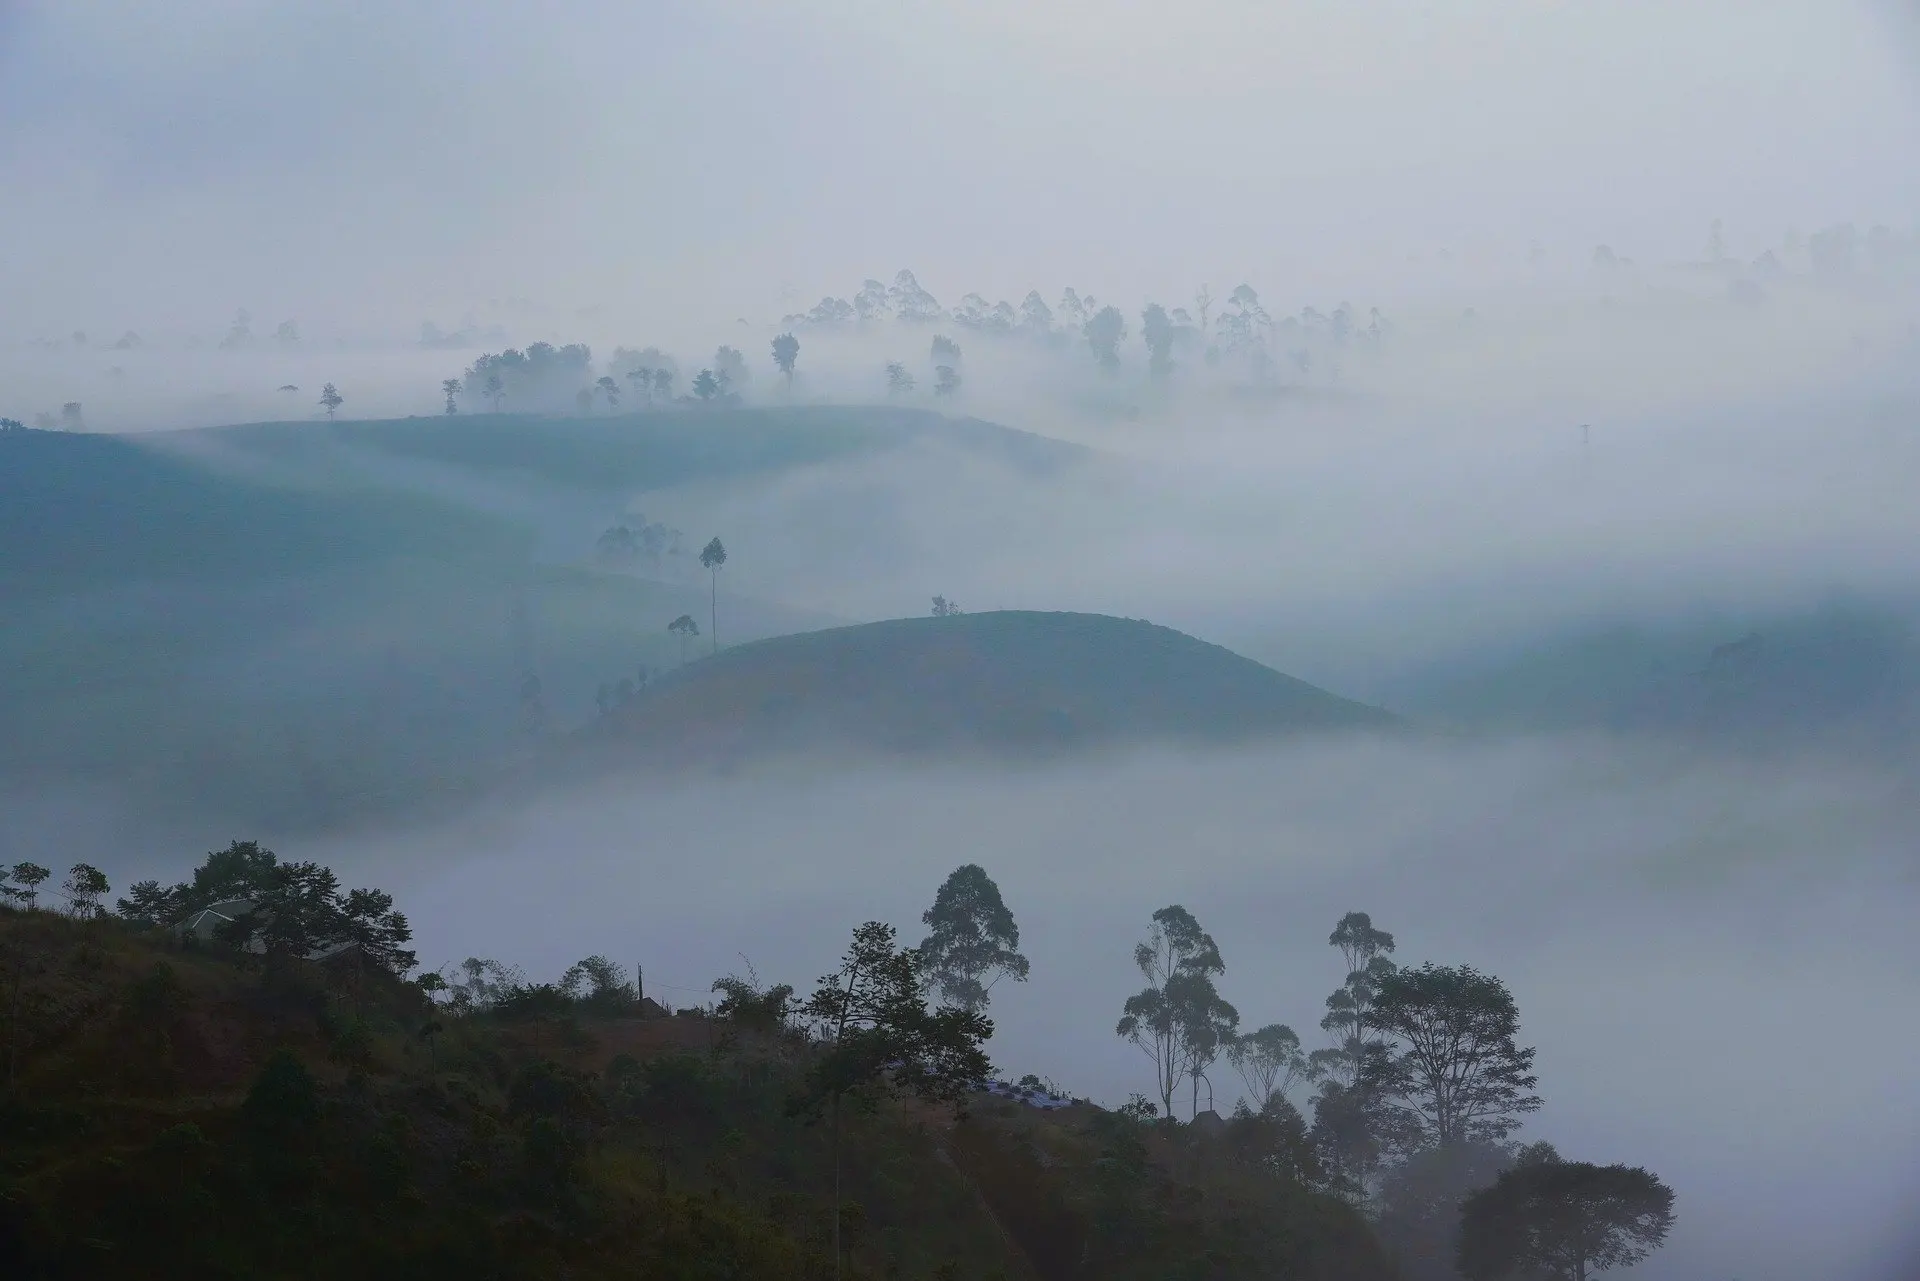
917 864 1029 1013
771 332 800 388
1459 1150 1676 1281
318 383 343 420
667 614 699 664
700 537 727 652
441 378 462 414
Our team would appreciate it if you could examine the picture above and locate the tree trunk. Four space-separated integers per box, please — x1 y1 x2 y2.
831 1092 843 1281
710 573 718 653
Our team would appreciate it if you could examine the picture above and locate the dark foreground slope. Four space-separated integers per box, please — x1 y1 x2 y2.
0 907 1389 1281
591 611 1394 766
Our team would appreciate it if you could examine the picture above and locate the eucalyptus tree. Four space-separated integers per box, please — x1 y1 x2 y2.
699 538 726 652
1116 905 1238 1119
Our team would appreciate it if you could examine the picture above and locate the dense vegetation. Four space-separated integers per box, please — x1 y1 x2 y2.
0 851 1400 1281
1 850 1675 1281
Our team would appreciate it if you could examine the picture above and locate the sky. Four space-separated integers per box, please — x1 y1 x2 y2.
3 0 1919 340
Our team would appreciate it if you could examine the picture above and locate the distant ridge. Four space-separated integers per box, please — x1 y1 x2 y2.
590 610 1394 764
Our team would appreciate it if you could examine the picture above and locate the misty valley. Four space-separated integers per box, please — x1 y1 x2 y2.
5 5 1920 1279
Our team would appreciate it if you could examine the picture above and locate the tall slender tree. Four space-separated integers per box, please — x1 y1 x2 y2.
699 538 726 652
667 614 699 664
441 378 462 414
1116 905 1236 1118
1316 911 1397 1085
318 383 343 420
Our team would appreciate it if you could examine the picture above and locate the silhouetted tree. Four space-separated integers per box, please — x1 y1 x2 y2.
693 369 720 401
917 864 1029 1013
934 365 960 397
596 375 620 409
1227 1022 1313 1112
484 371 505 410
1117 905 1236 1118
1459 1151 1675 1281
771 332 800 388
885 362 914 396
3 862 51 910
626 367 653 406
60 864 109 918
0 418 25 433
1315 911 1397 1085
1084 305 1126 371
930 334 961 365
441 378 462 414
699 537 727 651
668 613 699 664
713 345 748 394
318 383 343 420
930 596 961 617
794 921 993 1281
1141 303 1175 378
1365 963 1541 1149
653 368 673 400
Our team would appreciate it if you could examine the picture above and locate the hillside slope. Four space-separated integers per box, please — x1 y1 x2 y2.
3 409 1087 831
0 905 1391 1281
590 611 1394 764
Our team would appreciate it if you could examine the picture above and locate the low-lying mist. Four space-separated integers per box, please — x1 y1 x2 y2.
249 732 1920 1281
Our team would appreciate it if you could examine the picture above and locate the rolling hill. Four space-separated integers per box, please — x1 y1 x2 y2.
586 611 1395 766
4 408 1086 831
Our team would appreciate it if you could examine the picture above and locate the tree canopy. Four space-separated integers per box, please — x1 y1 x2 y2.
1458 1153 1675 1281
917 864 1029 1013
1365 963 1541 1148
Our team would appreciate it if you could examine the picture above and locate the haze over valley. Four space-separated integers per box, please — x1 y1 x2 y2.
3 4 1919 1280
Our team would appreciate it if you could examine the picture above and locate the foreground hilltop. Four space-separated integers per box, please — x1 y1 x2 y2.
0 904 1389 1280
593 611 1394 764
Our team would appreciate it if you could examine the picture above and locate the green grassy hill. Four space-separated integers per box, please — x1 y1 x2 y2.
589 611 1394 766
8 410 1063 830
0 906 1390 1281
